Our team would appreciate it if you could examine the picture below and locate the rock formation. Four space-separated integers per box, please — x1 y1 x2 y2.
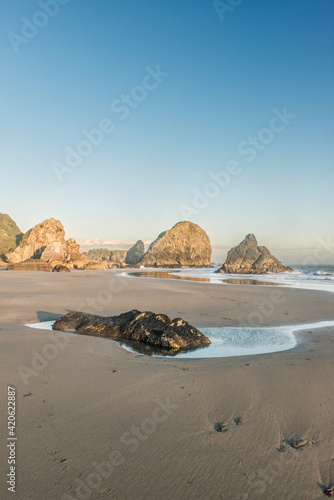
6 218 65 263
64 238 81 259
53 310 211 351
109 250 127 265
125 240 145 265
106 262 121 269
139 221 212 268
83 261 109 271
83 248 127 266
39 241 66 262
5 217 85 268
7 259 51 271
52 264 70 272
69 254 89 269
217 234 294 274
0 213 23 259
83 248 113 261
40 238 80 262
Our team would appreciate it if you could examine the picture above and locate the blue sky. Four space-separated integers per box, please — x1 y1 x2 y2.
0 0 333 263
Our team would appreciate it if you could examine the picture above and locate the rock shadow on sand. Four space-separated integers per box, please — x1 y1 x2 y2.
37 310 75 322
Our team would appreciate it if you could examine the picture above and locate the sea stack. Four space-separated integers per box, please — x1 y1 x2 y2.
139 221 212 268
217 234 294 274
5 217 85 268
125 240 145 266
6 218 67 264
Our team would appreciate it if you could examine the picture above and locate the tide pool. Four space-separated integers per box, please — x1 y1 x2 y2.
25 320 334 359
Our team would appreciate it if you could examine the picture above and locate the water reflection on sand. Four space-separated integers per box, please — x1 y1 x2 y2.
128 270 282 286
128 270 211 282
221 278 280 286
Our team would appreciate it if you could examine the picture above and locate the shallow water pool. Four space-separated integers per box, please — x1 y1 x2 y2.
25 320 334 359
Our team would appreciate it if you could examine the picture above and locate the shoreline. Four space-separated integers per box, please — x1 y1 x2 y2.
2 269 334 326
123 267 334 294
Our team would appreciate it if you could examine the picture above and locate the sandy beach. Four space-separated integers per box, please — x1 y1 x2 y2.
1 270 334 500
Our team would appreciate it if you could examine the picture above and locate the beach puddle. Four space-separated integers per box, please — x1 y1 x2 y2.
26 320 56 330
127 270 283 286
25 320 334 359
221 278 281 286
127 270 212 283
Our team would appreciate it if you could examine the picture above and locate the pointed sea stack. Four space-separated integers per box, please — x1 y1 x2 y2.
125 240 145 266
217 234 294 274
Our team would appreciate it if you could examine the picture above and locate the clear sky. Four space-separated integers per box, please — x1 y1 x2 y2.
1 0 333 263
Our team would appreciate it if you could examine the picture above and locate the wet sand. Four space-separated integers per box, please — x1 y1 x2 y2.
128 269 285 286
1 270 334 499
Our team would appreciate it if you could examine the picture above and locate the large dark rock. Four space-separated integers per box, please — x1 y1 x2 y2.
52 264 70 272
53 310 211 351
125 240 145 265
139 221 212 268
217 234 294 274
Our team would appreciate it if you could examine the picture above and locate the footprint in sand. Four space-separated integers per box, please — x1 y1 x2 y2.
323 486 334 497
317 483 334 497
278 437 315 452
214 416 243 433
214 422 229 433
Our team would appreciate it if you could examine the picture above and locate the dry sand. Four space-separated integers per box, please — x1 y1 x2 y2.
1 270 334 500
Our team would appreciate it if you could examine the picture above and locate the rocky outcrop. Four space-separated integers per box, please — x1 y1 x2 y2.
52 264 70 272
40 238 80 262
53 310 211 352
83 261 109 271
106 262 122 269
5 217 85 268
110 250 127 265
40 241 66 262
139 221 212 268
217 234 294 274
6 218 66 264
125 240 145 265
0 213 23 259
68 254 89 269
64 238 80 259
7 259 51 271
83 248 127 266
83 248 113 261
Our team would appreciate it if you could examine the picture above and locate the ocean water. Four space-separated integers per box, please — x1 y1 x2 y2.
25 320 334 359
137 264 334 293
